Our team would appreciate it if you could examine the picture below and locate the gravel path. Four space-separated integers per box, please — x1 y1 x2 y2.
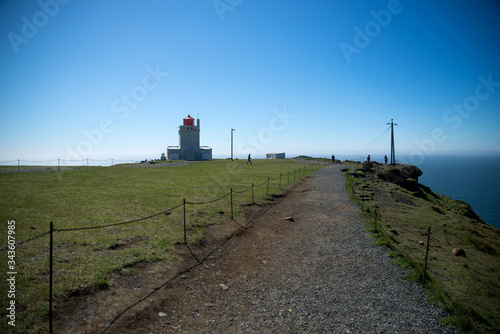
113 165 458 333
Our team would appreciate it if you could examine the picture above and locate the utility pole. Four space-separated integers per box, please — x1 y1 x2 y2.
231 128 234 161
387 119 398 164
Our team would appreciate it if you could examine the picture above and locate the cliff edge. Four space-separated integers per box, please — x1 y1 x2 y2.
345 162 499 333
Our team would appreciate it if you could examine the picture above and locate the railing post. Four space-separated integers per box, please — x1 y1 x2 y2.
183 198 187 245
230 189 233 219
287 172 290 185
279 173 282 188
294 170 296 182
18 159 20 173
49 221 54 334
266 177 269 196
183 198 201 264
423 226 431 287
362 186 365 213
251 183 254 205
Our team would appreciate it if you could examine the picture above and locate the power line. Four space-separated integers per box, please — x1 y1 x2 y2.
347 125 391 161
235 123 386 132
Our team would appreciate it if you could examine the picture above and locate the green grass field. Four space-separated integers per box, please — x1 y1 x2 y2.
0 159 324 333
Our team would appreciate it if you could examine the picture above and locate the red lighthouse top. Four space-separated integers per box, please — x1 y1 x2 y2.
183 115 194 126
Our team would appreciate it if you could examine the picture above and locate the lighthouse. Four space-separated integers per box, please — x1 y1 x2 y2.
167 115 212 160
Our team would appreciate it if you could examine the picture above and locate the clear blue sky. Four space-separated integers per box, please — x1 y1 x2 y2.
1 0 499 163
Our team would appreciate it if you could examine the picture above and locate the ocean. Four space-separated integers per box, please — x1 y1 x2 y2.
409 155 500 231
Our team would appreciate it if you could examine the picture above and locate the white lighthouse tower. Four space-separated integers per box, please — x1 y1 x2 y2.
167 115 212 160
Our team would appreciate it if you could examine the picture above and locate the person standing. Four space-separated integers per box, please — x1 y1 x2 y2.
247 154 253 165
332 155 335 164
384 155 388 164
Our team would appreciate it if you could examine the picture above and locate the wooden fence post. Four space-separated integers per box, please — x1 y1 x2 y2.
251 183 254 205
49 222 54 334
423 226 431 287
230 188 233 219
183 198 187 245
361 186 365 213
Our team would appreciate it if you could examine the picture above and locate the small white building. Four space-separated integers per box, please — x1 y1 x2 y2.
266 152 286 159
167 115 212 161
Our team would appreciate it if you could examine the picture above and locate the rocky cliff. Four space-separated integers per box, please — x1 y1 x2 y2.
345 161 500 333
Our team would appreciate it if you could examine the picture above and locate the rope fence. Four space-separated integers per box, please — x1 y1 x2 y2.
0 230 51 251
185 192 231 205
1 162 324 333
0 158 201 173
348 173 496 334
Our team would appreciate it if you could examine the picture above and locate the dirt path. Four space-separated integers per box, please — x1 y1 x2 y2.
95 165 456 333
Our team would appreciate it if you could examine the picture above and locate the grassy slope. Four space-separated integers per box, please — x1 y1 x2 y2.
0 159 322 333
345 165 500 334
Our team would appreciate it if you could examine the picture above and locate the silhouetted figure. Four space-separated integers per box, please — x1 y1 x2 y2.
367 154 370 162
384 155 388 164
332 155 335 164
247 154 252 165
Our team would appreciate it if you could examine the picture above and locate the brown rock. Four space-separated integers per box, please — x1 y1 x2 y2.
452 248 467 257
375 164 423 190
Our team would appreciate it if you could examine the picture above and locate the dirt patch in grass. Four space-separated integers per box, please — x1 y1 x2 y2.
107 236 149 250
